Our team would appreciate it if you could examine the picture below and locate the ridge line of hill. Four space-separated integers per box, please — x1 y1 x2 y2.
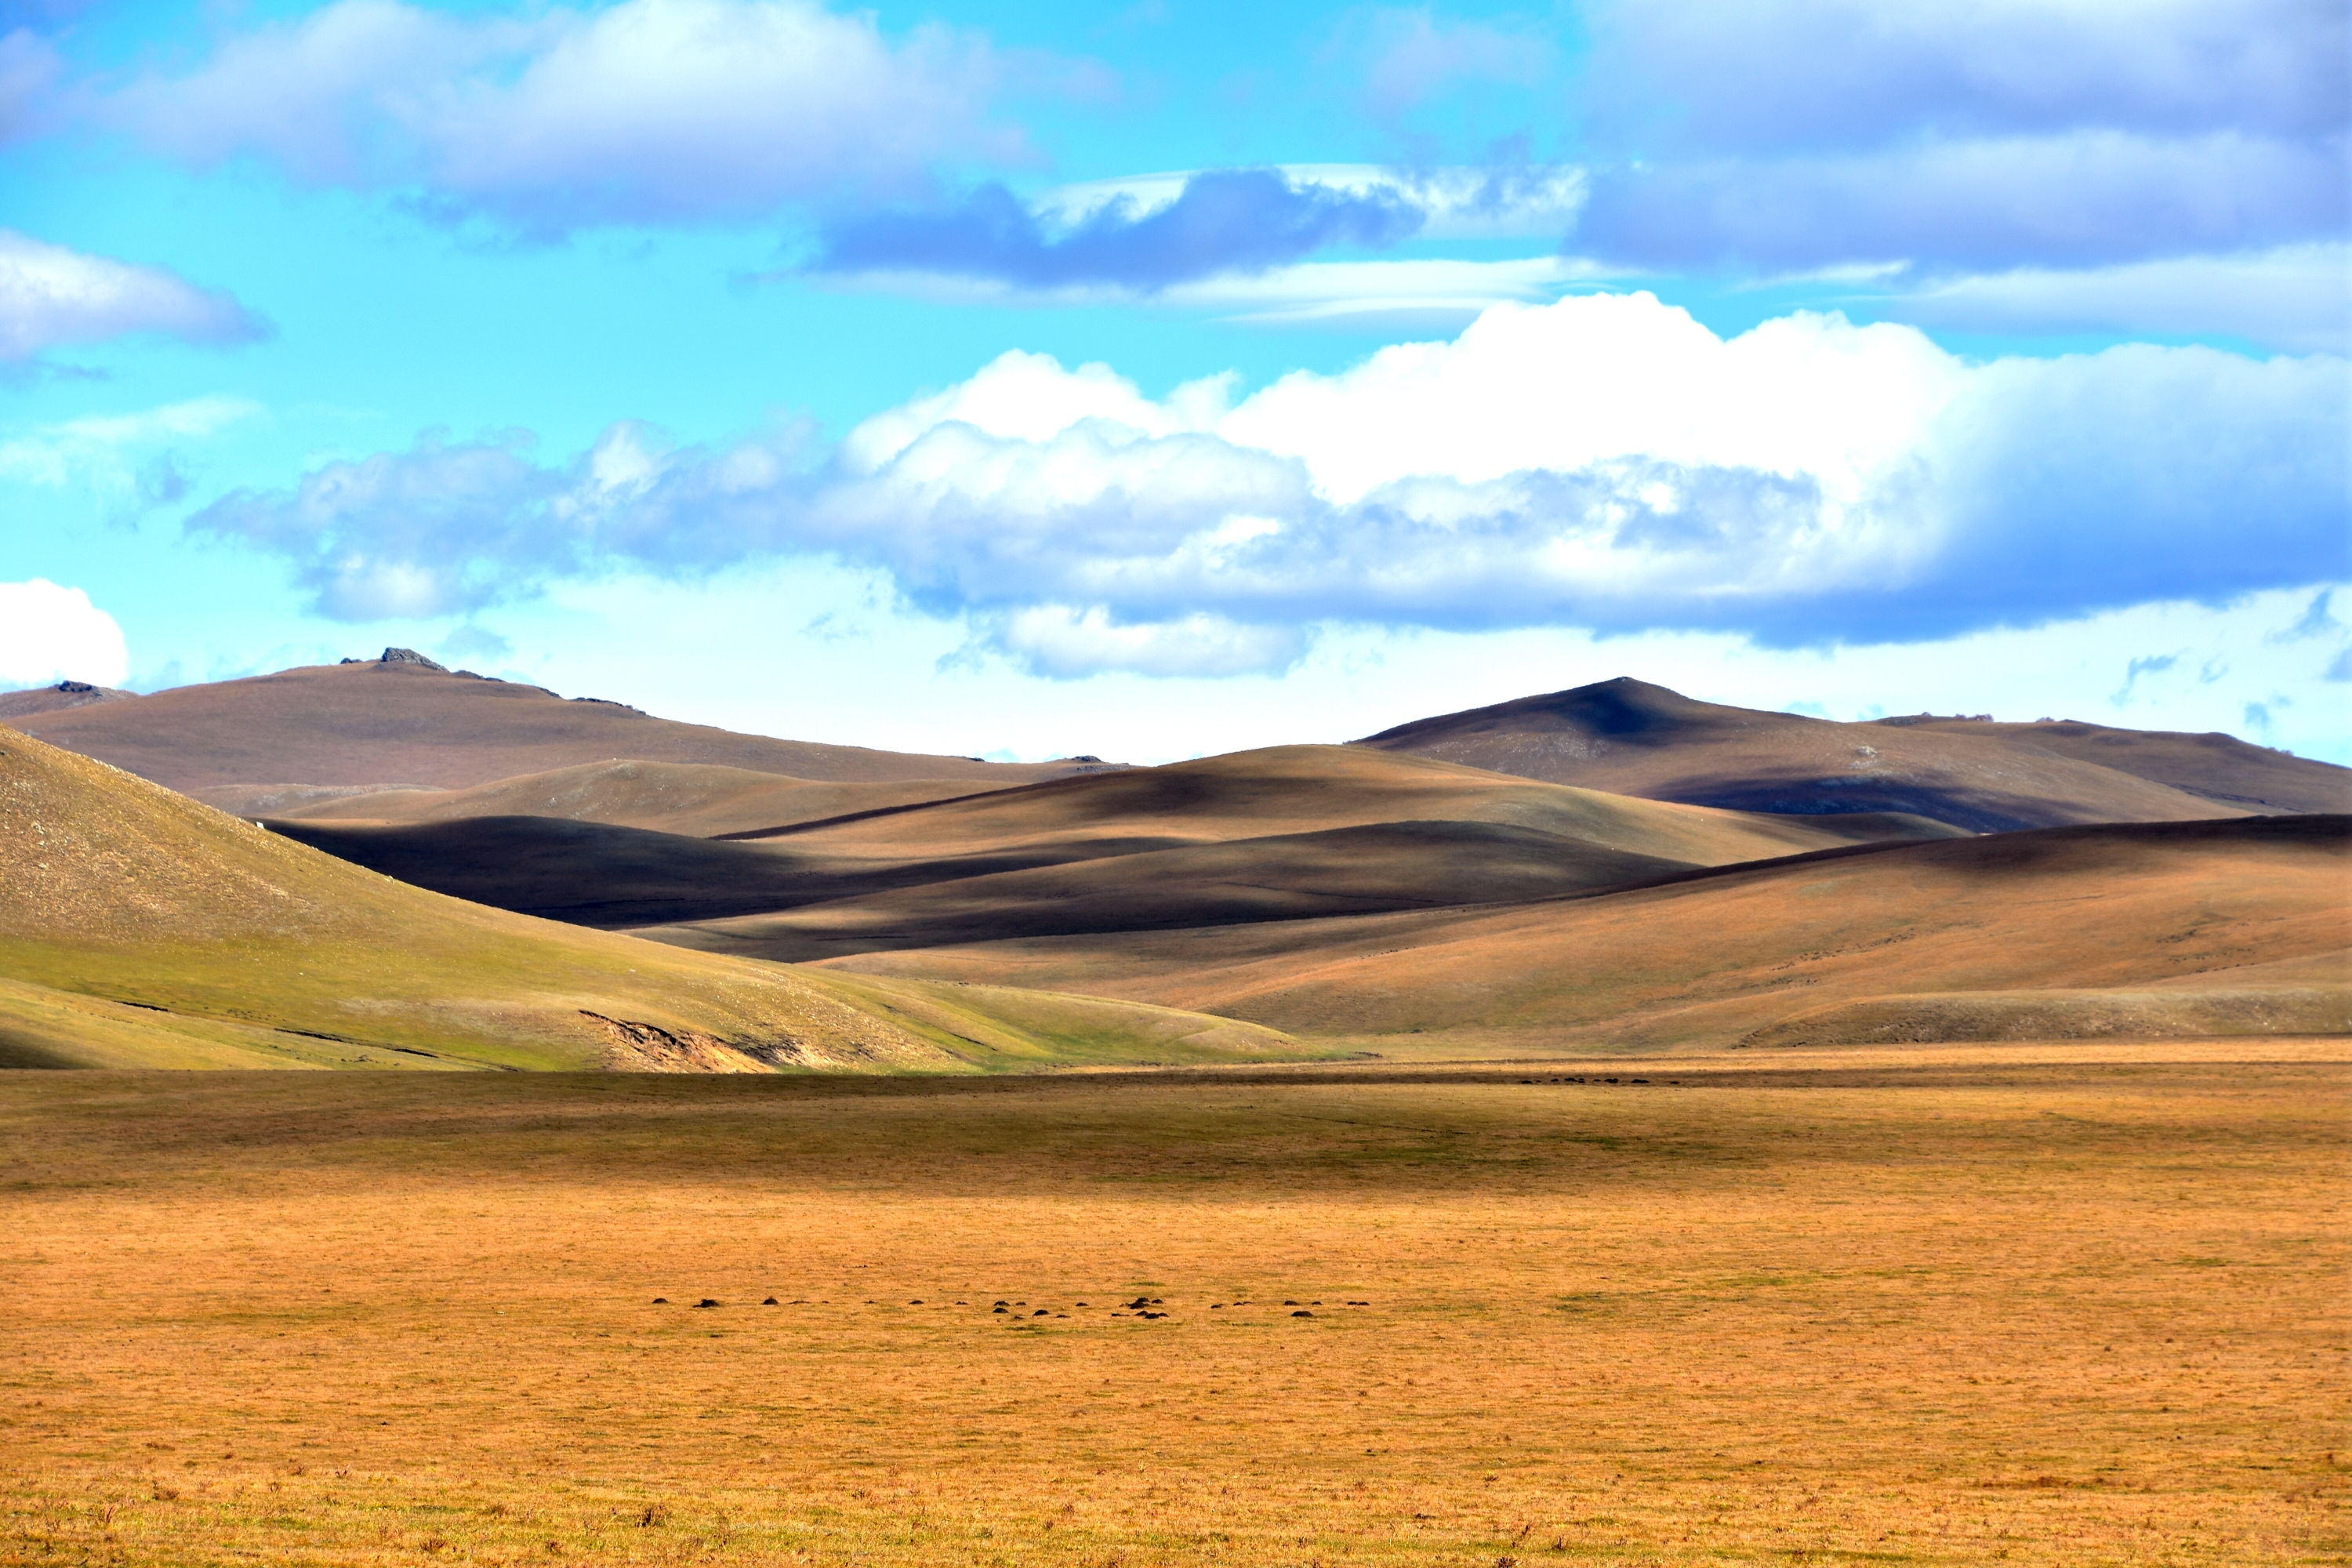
709 784 1035 841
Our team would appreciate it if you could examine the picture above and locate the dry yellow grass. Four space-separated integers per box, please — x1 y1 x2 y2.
2 1048 2344 1566
818 816 2350 1053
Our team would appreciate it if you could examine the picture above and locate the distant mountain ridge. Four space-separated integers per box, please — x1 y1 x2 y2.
6 655 1076 793
1352 677 2349 833
0 680 138 720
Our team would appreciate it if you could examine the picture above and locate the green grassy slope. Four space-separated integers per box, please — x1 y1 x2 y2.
0 730 1308 1072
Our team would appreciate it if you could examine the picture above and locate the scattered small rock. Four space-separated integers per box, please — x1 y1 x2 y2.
651 1298 668 1305
692 1298 719 1309
762 1297 779 1305
1292 1310 1315 1319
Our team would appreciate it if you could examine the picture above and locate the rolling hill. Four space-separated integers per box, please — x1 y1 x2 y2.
269 745 1969 953
9 651 1077 793
0 728 1303 1073
1353 677 2348 831
1874 713 2349 814
198 758 1007 838
817 815 2350 1052
0 680 138 720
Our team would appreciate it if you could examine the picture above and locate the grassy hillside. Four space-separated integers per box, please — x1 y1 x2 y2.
821 816 2350 1052
648 819 1700 962
0 729 1306 1072
739 742 1965 861
1353 677 2332 831
1878 713 2349 814
13 658 1073 791
270 745 1968 953
198 758 1004 837
0 680 136 719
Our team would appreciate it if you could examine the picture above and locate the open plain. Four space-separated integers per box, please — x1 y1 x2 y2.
4 1047 2347 1567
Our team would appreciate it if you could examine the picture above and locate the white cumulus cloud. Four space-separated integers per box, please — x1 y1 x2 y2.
184 292 2351 673
0 579 128 688
0 230 265 361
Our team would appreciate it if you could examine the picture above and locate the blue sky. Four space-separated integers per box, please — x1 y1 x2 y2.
2 0 2347 764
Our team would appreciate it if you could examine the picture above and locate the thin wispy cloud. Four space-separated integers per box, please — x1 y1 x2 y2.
87 0 1029 234
1568 0 2347 278
0 231 267 361
1347 7 1557 122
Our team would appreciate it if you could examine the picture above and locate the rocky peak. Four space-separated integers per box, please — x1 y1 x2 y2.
342 648 450 672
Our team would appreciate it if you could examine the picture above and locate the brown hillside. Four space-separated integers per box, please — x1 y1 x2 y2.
199 759 1003 838
11 657 1071 792
274 745 1965 944
818 816 2351 1051
645 820 1698 961
731 744 1967 860
1351 677 2323 832
0 680 138 719
1877 713 2350 814
0 728 1292 1072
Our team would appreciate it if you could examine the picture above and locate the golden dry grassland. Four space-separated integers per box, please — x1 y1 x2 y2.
3 1044 2347 1566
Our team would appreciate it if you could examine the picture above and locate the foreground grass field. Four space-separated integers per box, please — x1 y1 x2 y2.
3 1046 2344 1566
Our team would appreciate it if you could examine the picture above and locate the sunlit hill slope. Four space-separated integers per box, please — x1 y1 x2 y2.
825 815 2351 1051
1356 677 2350 830
0 730 1302 1073
270 744 1967 958
13 655 1075 793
